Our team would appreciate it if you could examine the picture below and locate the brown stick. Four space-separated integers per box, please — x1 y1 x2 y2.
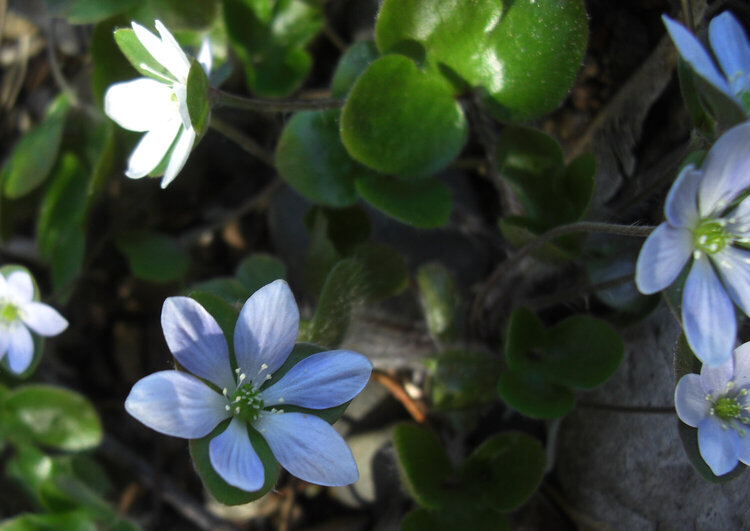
372 369 428 424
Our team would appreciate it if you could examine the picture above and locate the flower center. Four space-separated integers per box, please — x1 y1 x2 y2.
714 396 743 420
225 384 264 423
0 302 20 322
693 219 731 254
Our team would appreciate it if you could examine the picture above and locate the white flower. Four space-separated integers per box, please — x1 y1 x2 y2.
104 20 212 189
0 269 67 374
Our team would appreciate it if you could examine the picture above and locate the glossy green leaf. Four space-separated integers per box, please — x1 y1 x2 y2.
392 423 453 510
460 431 545 512
330 40 379 98
2 94 70 199
4 385 102 451
417 262 460 342
236 254 287 295
186 59 210 134
426 349 501 410
497 369 575 419
376 0 588 122
223 0 322 97
341 55 468 177
275 110 365 207
44 0 138 23
6 444 54 499
113 28 172 80
355 174 451 228
115 231 189 283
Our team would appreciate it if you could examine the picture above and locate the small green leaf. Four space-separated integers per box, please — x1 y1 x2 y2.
355 174 451 228
44 0 138 23
113 28 172 80
693 73 747 130
497 369 575 419
460 431 546 512
190 278 251 305
115 231 189 283
677 57 716 136
427 349 501 410
330 40 379 98
6 444 54 499
341 55 468 177
2 94 70 199
308 205 371 256
235 254 287 295
351 242 408 302
305 259 363 347
275 110 367 207
186 59 210 134
417 262 460 342
392 423 453 510
4 385 102 451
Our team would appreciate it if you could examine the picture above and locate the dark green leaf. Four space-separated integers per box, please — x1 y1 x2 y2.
4 385 102 451
460 431 546 511
355 174 451 228
392 423 453 510
190 278 251 305
304 209 342 299
417 262 460 342
504 307 547 374
6 444 53 499
677 58 716 136
310 205 371 256
115 231 189 283
44 0 138 23
427 349 501 410
330 40 379 98
351 242 408 302
0 510 97 531
186 59 210 134
3 94 70 199
497 369 575 419
341 55 468 177
235 254 287 295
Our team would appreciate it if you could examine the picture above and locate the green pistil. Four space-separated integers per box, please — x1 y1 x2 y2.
0 303 19 322
693 220 730 254
714 396 742 421
227 384 264 423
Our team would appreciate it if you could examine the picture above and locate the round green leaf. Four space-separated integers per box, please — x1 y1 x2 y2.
460 431 546 512
504 307 546 374
115 231 189 283
392 423 453 510
341 55 468 177
497 369 574 419
4 385 102 451
352 242 408 302
355 174 451 228
426 349 501 410
417 262 460 342
330 40 380 98
236 254 287 294
275 110 365 207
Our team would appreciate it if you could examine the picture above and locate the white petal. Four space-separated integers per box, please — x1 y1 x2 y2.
7 323 33 374
0 272 8 297
700 352 734 395
698 123 750 217
665 164 701 227
198 37 213 74
255 412 358 486
125 370 229 438
635 223 693 294
234 280 299 385
154 20 191 81
20 302 67 337
161 297 236 392
131 21 187 82
208 417 265 491
713 246 750 316
126 118 181 179
104 78 175 132
698 416 739 475
675 374 709 427
708 12 750 97
172 83 192 131
161 126 195 189
6 270 34 303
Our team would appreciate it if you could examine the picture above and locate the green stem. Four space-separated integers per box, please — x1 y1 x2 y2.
211 89 344 113
209 117 274 167
578 401 674 414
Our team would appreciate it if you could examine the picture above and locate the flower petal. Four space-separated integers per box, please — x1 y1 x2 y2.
20 302 67 337
709 12 750 97
675 374 709 427
255 412 358 486
125 118 181 179
732 342 750 388
172 83 192 131
125 370 229 438
160 126 195 189
683 256 736 366
700 352 734 395
154 20 191 81
7 323 33 374
104 78 175 132
662 15 735 99
698 416 739 475
635 224 693 294
161 297 235 392
6 270 34 303
234 280 299 385
198 37 212 74
261 350 372 409
0 273 8 297
713 246 750 316
698 123 750 217
733 424 750 465
665 164 701 227
208 417 265 491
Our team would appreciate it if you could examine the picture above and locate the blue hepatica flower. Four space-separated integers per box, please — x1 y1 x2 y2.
125 280 372 490
636 123 750 366
0 269 67 374
663 11 750 111
675 342 750 475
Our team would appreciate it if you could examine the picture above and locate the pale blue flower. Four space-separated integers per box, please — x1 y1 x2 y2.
0 269 67 374
636 123 750 366
125 280 372 490
663 11 750 111
675 341 750 475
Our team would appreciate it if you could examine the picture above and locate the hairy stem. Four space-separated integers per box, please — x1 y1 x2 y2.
209 116 275 167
